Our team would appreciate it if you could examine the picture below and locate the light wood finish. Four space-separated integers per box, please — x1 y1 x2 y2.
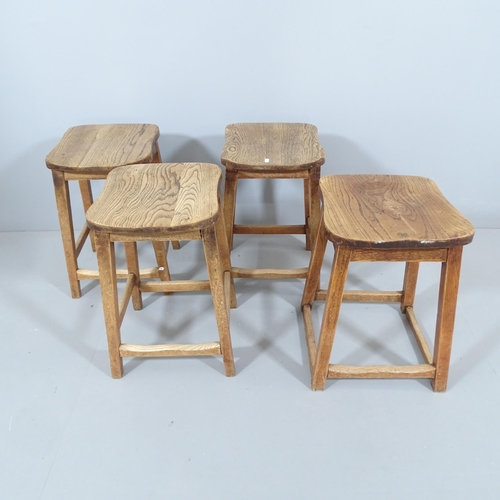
87 162 235 378
46 124 174 298
221 123 325 275
327 364 436 379
232 267 309 279
301 174 474 392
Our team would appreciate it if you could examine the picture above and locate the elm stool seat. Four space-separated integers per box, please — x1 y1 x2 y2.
221 123 325 279
46 123 179 299
86 162 236 378
301 175 475 391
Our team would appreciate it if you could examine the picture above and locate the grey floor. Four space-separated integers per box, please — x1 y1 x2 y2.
1 228 499 499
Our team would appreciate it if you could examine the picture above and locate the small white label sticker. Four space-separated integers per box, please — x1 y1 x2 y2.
264 158 269 163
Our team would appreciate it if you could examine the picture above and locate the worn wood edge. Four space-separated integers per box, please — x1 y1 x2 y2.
234 224 306 235
405 307 434 365
109 231 201 242
63 172 109 180
76 267 159 280
118 274 136 327
139 280 211 293
232 267 309 279
302 305 317 375
327 364 436 379
221 159 325 172
119 342 222 357
314 289 403 302
350 248 448 262
235 170 310 179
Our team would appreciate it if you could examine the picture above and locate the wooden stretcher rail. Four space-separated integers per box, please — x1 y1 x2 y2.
314 289 403 302
119 342 222 357
76 267 160 280
118 274 136 327
139 280 211 293
75 222 91 258
405 306 433 364
232 267 309 279
327 364 436 379
234 224 306 235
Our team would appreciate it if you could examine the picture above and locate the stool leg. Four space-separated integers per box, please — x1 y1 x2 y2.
215 198 237 308
432 246 463 392
308 166 321 253
95 232 123 379
223 170 238 250
78 180 96 252
401 262 420 313
152 240 173 296
304 177 311 251
202 225 235 377
123 241 143 310
302 216 328 308
52 171 81 299
312 245 352 391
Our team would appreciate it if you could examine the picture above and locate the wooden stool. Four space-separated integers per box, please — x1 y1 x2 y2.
301 175 475 391
86 162 236 378
46 124 179 299
221 123 325 279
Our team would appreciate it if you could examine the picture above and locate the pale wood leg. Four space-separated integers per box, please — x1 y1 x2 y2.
312 245 352 391
123 241 143 310
52 171 81 298
223 170 238 250
304 176 311 250
301 216 328 308
95 232 123 378
78 179 96 251
401 262 420 313
308 166 321 253
152 240 172 296
202 225 235 377
431 246 463 392
215 197 237 308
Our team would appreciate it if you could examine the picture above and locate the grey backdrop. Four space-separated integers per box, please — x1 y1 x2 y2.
1 0 499 231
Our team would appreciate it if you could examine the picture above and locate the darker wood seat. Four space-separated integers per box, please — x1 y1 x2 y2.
302 174 474 392
221 122 326 279
321 175 474 248
86 162 236 379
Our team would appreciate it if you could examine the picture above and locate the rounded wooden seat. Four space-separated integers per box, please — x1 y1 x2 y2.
86 163 221 235
46 123 176 299
321 175 475 248
221 122 326 278
46 124 160 174
222 122 325 172
302 174 475 392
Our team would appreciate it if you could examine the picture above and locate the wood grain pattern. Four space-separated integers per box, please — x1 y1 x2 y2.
321 175 475 248
232 267 309 279
86 163 221 234
221 123 325 171
327 364 436 379
46 124 159 174
119 342 222 357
